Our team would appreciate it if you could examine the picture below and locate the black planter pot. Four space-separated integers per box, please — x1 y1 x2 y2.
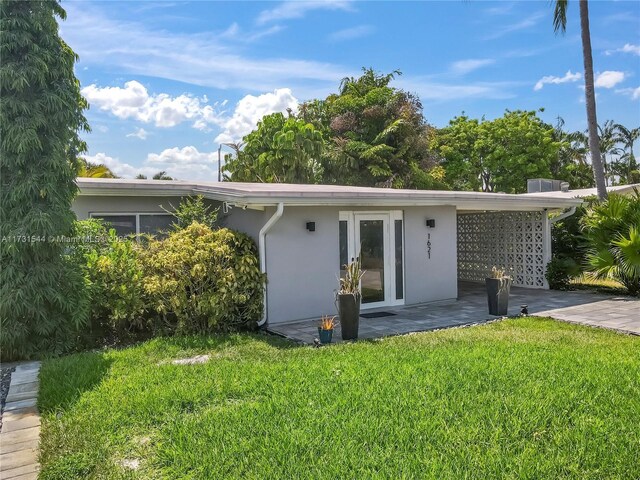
338 293 361 340
317 327 333 344
486 277 512 316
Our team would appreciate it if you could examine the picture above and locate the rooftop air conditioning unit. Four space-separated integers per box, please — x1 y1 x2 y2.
527 178 567 193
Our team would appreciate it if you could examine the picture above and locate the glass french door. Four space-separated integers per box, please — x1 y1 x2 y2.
339 211 404 308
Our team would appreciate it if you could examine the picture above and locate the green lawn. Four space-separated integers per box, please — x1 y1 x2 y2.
38 318 640 479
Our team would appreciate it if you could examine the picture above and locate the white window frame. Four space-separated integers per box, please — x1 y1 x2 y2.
89 212 175 236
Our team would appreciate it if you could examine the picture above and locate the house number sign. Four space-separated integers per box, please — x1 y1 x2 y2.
427 233 432 259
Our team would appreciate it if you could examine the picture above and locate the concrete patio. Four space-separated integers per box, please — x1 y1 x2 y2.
267 282 640 344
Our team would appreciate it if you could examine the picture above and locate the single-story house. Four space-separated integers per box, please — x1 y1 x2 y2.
73 178 584 326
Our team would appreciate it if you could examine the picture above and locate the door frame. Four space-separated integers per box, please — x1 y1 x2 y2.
339 210 405 309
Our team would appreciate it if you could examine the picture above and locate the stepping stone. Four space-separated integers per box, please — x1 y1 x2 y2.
0 462 39 479
5 391 37 404
0 449 38 472
0 439 38 455
0 426 40 445
2 414 40 433
3 399 36 412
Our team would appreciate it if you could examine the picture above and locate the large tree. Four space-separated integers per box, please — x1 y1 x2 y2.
613 124 640 184
77 157 117 178
301 68 439 188
433 111 560 193
223 112 324 183
1 0 89 359
553 0 607 200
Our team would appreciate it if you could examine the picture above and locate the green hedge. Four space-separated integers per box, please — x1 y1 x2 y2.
140 222 264 334
69 220 264 347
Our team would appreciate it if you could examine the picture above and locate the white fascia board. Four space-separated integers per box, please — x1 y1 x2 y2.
77 180 583 211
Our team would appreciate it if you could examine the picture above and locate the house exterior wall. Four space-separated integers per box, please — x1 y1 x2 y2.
263 205 458 324
403 206 458 305
72 195 188 218
220 207 266 244
72 196 460 325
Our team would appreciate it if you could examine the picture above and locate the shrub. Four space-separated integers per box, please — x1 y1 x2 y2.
141 223 264 334
547 202 592 290
582 192 640 295
85 233 147 337
69 221 147 344
169 195 218 231
545 257 579 290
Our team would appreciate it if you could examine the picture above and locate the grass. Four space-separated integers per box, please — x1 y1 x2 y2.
570 274 629 295
38 317 639 479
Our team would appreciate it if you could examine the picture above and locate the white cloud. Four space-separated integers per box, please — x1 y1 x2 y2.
594 71 625 89
84 147 220 181
220 22 284 43
256 0 353 25
145 147 219 180
484 11 544 40
328 25 374 42
397 78 517 102
450 59 495 75
83 153 153 178
214 88 299 144
605 43 640 56
62 4 352 97
126 127 149 140
616 86 640 100
534 71 582 91
81 81 226 130
147 146 216 165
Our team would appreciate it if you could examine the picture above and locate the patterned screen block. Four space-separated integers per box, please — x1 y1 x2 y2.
457 211 548 288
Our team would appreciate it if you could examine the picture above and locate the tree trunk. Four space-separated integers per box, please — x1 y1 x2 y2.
579 0 607 200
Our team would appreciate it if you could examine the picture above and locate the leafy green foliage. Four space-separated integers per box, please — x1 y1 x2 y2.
224 112 324 183
38 319 640 479
545 257 579 290
432 111 559 193
0 0 90 360
83 232 147 339
225 69 442 189
140 223 264 334
547 203 590 290
302 68 439 188
77 157 116 178
169 195 218 231
582 192 640 295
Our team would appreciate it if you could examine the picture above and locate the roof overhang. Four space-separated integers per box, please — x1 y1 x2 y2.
76 178 583 212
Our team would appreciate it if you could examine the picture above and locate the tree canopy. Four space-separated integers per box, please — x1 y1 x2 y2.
432 111 560 193
224 68 445 189
1 0 90 359
222 67 636 193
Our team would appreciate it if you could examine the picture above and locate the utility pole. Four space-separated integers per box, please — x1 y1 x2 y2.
217 145 222 182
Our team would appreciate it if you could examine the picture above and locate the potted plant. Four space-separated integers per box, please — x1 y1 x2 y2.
317 315 337 344
486 266 512 316
337 257 365 340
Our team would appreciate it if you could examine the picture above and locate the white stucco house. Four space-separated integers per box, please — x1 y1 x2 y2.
73 178 585 326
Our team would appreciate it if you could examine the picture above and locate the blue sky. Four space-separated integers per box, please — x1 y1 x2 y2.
61 0 640 180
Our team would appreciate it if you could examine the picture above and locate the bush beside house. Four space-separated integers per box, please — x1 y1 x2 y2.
547 192 640 295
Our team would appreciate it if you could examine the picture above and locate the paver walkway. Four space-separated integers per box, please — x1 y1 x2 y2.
269 282 639 344
0 361 41 480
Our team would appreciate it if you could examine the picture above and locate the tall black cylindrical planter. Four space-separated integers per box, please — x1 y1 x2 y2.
338 293 361 340
486 277 512 316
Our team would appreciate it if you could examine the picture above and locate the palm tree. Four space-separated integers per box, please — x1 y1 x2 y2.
77 158 117 178
597 120 623 186
614 124 640 184
553 0 607 200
